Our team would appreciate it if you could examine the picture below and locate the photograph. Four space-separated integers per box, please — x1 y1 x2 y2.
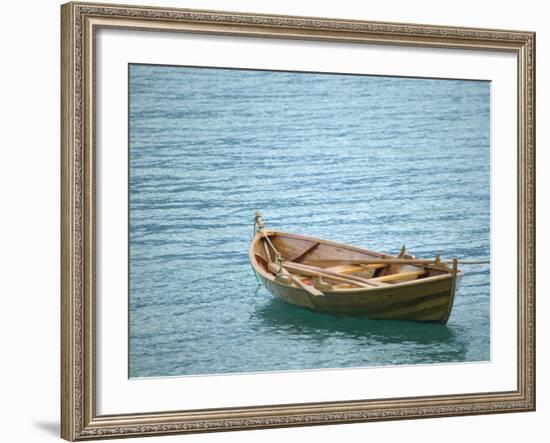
128 64 491 378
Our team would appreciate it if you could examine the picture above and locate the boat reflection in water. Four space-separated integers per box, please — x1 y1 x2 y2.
254 296 468 367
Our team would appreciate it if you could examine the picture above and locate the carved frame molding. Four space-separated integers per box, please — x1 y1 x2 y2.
61 2 535 440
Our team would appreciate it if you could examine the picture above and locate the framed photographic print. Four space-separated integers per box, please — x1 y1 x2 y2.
61 1 535 440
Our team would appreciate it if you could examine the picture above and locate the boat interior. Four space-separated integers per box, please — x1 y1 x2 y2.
252 232 453 291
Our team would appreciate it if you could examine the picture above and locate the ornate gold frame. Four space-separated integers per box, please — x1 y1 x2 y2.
61 2 536 440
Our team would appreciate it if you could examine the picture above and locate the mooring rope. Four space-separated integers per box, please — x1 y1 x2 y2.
449 260 490 265
251 267 262 285
254 212 283 264
251 212 279 285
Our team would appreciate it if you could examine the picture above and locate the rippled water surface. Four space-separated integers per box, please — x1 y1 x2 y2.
129 64 490 378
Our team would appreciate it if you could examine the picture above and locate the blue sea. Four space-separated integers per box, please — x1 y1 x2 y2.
129 64 490 378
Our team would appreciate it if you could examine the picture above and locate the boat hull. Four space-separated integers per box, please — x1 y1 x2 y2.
249 229 461 324
260 271 458 323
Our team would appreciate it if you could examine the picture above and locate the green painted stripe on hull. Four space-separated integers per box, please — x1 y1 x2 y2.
315 303 449 322
319 280 452 307
367 302 449 321
311 291 451 322
354 291 450 316
261 272 455 322
365 300 448 321
313 290 450 315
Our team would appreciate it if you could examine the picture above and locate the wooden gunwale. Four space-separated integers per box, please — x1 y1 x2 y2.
258 230 453 273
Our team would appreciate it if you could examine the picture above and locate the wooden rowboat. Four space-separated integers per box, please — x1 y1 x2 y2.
249 214 462 324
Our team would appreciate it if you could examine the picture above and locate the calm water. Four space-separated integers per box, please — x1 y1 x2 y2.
129 64 490 378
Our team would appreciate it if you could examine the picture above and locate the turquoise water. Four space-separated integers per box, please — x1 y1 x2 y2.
129 64 490 378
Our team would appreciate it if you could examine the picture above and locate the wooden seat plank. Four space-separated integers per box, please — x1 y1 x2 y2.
325 263 387 274
367 270 425 284
287 242 321 263
284 262 389 287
